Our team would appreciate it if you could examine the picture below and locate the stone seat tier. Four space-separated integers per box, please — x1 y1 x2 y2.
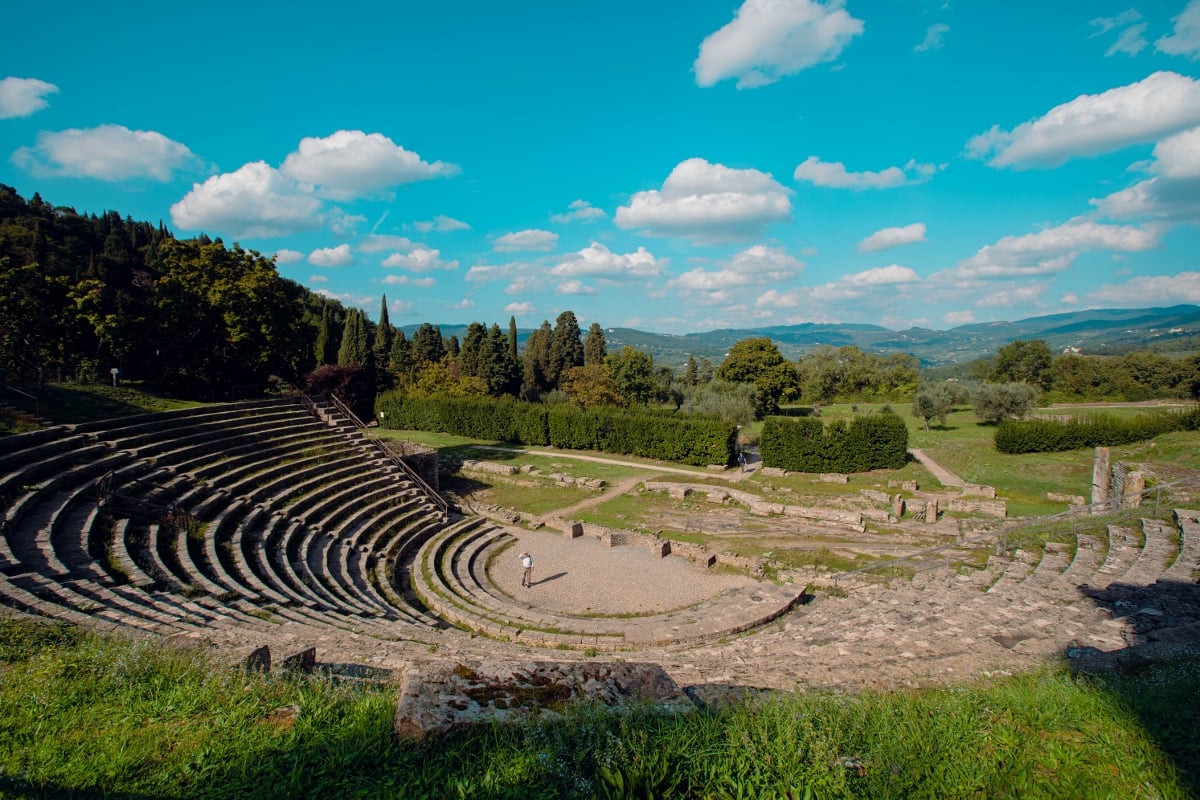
0 427 73 463
1086 526 1142 590
0 436 103 493
100 408 316 458
149 425 343 476
1120 518 1178 586
72 398 293 439
1162 510 1200 582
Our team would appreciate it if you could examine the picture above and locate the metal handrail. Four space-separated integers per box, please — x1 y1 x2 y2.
3 384 40 416
312 390 449 517
832 476 1197 587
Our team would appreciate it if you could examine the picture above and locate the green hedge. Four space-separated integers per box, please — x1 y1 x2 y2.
760 412 909 473
994 408 1200 453
375 392 736 466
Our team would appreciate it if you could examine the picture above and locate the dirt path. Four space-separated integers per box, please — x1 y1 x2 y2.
908 447 964 488
473 444 758 482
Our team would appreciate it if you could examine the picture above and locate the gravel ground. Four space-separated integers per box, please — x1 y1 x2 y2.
486 528 759 616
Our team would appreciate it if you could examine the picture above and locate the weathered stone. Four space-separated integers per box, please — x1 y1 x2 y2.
282 646 316 673
1047 492 1086 506
947 497 1006 519
395 660 693 739
819 473 849 484
888 479 918 492
960 484 996 499
242 645 270 673
567 522 583 539
655 540 671 558
891 494 906 518
859 489 889 503
924 500 939 524
668 486 691 500
761 467 789 477
1123 471 1145 509
1091 447 1111 510
705 491 730 504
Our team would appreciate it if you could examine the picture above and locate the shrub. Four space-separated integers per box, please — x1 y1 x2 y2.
995 407 1200 453
761 412 908 472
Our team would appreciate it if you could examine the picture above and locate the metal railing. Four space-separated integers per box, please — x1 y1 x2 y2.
307 390 449 518
832 476 1197 588
3 384 41 416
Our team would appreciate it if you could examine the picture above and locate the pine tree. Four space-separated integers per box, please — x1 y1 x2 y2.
521 320 553 399
412 323 446 366
315 304 332 365
548 310 584 387
337 308 370 367
508 316 519 363
584 322 607 366
373 295 393 369
458 322 487 377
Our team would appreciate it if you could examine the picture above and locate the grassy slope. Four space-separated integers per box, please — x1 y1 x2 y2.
0 617 1195 799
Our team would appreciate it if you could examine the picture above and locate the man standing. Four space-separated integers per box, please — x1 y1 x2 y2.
520 551 534 588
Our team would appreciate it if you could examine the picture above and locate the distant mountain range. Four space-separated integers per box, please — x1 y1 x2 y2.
404 305 1200 368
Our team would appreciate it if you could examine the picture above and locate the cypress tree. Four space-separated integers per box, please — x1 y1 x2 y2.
548 310 584 387
584 322 607 366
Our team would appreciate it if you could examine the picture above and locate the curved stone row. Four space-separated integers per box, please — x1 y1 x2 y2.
0 397 449 644
411 519 806 650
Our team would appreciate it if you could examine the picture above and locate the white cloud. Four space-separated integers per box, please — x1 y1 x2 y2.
841 264 920 286
1091 127 1200 221
674 245 802 299
1107 23 1149 57
857 222 927 252
1088 9 1141 37
556 280 596 295
12 124 198 181
914 23 949 53
308 244 354 267
273 249 304 265
551 242 662 279
1156 0 1200 60
1087 271 1200 304
1060 292 1080 304
329 207 366 236
615 157 792 242
0 77 59 118
976 284 1047 308
414 214 470 233
957 219 1161 278
171 162 322 238
966 72 1200 168
382 274 436 287
944 310 976 325
794 156 938 189
452 299 475 310
308 274 329 284
359 234 417 253
694 0 864 88
381 245 458 272
550 199 606 223
493 228 558 252
279 130 459 199
505 301 535 314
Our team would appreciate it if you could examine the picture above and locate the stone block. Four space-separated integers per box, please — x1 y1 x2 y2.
567 522 583 539
282 646 317 673
924 500 939 524
395 660 693 739
761 467 789 477
859 489 889 503
705 491 729 504
242 645 270 673
947 497 1006 519
655 540 671 558
960 484 996 499
819 473 849 484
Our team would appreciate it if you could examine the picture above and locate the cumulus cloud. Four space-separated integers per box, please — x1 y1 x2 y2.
381 245 458 272
956 219 1161 278
0 77 59 118
359 234 417 253
673 245 802 301
841 264 920 286
328 207 366 236
505 301 535 314
552 242 662 279
1086 271 1200 304
1091 126 1200 221
550 199 606 223
794 156 938 189
966 72 1200 168
493 229 558 252
944 310 976 325
171 162 322 238
12 124 199 181
694 0 864 88
414 214 470 233
273 249 304 265
914 23 949 53
615 157 791 242
1156 0 1200 60
308 244 354 267
279 130 459 199
308 274 329 284
857 222 927 252
382 274 436 287
556 280 597 295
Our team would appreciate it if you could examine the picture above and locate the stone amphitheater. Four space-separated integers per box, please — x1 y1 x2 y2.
2 396 1198 732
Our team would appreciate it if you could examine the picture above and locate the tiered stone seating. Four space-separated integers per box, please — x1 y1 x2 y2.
0 397 450 647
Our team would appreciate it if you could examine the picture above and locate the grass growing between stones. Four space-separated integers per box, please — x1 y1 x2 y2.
2 615 1196 799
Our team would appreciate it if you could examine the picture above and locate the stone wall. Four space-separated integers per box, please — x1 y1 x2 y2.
947 497 1006 519
642 481 864 531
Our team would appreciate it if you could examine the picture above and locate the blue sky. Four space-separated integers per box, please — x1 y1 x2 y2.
3 0 1200 334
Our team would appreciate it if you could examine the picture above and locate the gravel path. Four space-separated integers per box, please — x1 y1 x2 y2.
486 527 759 616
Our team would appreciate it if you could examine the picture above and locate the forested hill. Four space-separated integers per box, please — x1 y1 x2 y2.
0 184 329 396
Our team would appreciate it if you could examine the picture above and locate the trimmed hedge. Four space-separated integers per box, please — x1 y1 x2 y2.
994 408 1200 453
374 392 736 466
760 412 909 473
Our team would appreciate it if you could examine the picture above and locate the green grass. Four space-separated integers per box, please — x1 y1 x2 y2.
21 382 204 425
1 615 1196 799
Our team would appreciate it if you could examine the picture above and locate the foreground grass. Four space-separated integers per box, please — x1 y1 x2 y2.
1 617 1196 799
22 382 203 425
